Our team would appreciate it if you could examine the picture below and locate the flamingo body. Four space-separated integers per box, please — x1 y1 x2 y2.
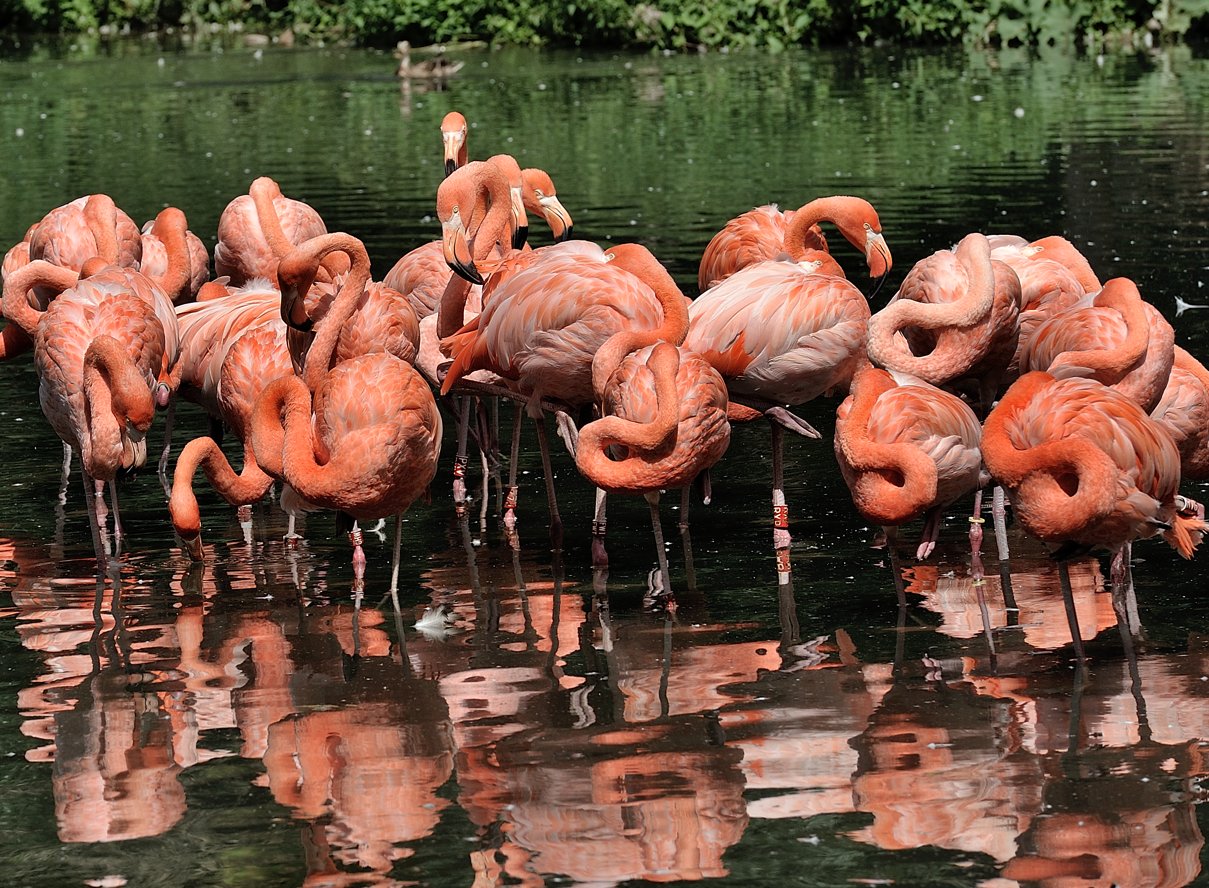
684 261 870 405
1150 346 1209 479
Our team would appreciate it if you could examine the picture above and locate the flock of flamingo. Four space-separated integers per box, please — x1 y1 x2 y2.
2 109 1207 654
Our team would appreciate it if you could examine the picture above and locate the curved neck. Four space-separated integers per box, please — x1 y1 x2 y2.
278 233 372 392
785 195 888 276
577 343 681 490
82 194 120 263
249 376 293 479
981 373 1117 537
3 260 78 337
147 207 192 302
269 373 356 505
437 161 513 339
591 245 689 398
866 233 994 380
1030 236 1101 293
252 177 347 284
1060 277 1149 379
81 335 154 480
836 365 937 519
170 436 272 541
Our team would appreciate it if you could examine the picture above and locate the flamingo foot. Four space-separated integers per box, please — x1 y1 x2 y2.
350 526 367 588
555 410 579 456
503 485 519 530
591 520 609 569
452 455 468 517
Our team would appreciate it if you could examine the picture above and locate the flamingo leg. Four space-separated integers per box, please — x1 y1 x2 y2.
533 414 563 549
80 467 107 564
504 403 523 532
389 512 404 597
1057 559 1087 663
108 482 125 556
453 396 471 517
591 487 608 568
770 423 791 581
1110 543 1141 638
158 398 176 499
916 509 942 561
349 521 366 594
59 442 72 507
992 485 1010 562
646 492 672 605
679 486 697 593
238 504 253 546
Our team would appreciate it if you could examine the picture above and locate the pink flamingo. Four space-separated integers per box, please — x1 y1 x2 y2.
251 233 442 592
4 260 167 561
697 195 891 292
1017 276 1174 414
138 212 210 304
214 177 348 287
982 371 1207 654
835 364 986 560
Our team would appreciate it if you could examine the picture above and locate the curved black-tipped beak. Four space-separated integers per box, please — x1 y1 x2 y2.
540 196 574 243
558 225 574 242
450 259 483 286
444 158 457 178
280 280 316 332
442 218 483 285
512 225 529 251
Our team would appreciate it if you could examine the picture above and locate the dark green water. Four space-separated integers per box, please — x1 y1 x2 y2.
1 37 1209 886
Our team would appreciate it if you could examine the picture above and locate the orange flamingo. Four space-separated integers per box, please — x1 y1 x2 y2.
835 364 986 560
981 371 1207 655
4 260 167 560
2 194 143 360
576 336 730 588
683 224 878 564
1017 276 1174 414
250 233 442 592
138 212 210 304
987 234 1099 372
213 176 348 287
697 195 891 292
865 232 1020 410
1151 345 1209 480
441 110 468 176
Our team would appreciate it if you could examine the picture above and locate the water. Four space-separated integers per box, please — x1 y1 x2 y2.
1 36 1209 886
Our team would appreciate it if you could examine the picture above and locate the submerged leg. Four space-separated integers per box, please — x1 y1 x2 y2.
1057 559 1087 663
81 467 107 564
591 487 608 568
533 414 563 550
453 396 471 517
504 403 523 531
349 521 367 594
770 424 791 582
389 513 404 597
108 482 125 556
646 491 673 606
679 486 697 593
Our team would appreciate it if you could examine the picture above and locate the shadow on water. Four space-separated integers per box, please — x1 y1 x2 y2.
1 36 1209 888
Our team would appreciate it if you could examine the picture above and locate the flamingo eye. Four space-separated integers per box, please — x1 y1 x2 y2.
604 252 615 261
864 222 872 231
534 189 546 198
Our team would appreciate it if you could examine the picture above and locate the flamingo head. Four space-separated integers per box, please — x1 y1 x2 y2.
440 204 482 285
441 111 468 177
522 168 573 242
276 253 318 332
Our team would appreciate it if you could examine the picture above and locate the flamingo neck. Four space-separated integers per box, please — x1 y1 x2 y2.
1030 236 1101 293
2 260 78 337
81 335 153 481
437 162 513 339
82 194 120 263
170 437 272 542
249 375 293 480
577 343 681 491
785 195 886 274
253 177 347 284
866 232 994 382
1058 277 1149 381
148 207 192 303
278 233 371 392
981 372 1117 540
835 365 937 522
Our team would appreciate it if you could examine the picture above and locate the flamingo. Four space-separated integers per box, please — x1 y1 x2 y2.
987 233 1099 371
683 221 880 564
1150 345 1209 480
1017 276 1174 414
441 110 468 176
981 371 1207 655
697 195 891 292
250 233 442 593
576 328 730 590
2 194 143 360
3 260 167 561
834 364 986 560
214 176 348 287
138 212 210 304
865 232 1020 411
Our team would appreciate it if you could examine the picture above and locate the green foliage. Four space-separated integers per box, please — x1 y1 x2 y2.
1 0 1206 48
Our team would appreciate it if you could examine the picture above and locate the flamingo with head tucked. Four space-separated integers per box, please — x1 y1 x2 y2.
250 233 442 593
981 371 1207 654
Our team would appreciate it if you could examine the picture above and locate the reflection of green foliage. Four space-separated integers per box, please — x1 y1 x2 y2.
2 0 1207 48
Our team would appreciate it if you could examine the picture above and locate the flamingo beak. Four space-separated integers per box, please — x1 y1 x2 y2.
539 196 573 242
865 231 892 279
442 217 483 285
510 186 529 250
443 132 465 177
279 277 315 332
181 530 205 562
